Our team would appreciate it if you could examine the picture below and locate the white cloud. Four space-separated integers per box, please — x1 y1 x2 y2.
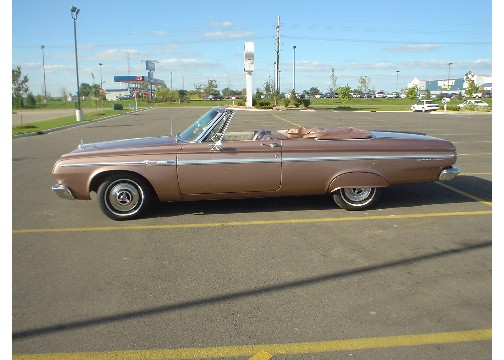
158 57 219 71
210 21 233 27
385 44 442 53
203 31 253 39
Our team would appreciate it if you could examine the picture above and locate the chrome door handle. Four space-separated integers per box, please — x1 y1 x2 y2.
261 142 280 148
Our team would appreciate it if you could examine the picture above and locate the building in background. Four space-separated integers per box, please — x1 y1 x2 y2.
407 73 492 96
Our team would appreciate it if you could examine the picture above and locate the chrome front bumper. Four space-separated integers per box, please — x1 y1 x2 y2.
438 166 460 181
52 183 76 200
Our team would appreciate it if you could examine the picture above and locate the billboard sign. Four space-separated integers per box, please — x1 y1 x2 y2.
145 61 156 72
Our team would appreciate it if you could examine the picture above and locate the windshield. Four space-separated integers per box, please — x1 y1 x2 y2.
177 108 221 142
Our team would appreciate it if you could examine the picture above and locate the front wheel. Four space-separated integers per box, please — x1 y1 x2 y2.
332 187 381 211
97 174 153 220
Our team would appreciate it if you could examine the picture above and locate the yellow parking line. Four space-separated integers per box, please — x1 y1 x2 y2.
12 210 491 234
436 182 492 207
12 329 491 360
461 172 491 175
457 152 492 156
272 113 300 127
249 351 272 360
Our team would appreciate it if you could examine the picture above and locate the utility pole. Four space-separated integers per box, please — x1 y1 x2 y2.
275 16 280 104
41 45 47 102
293 45 296 93
127 52 130 91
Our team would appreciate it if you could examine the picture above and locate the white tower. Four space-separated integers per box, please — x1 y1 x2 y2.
244 42 254 107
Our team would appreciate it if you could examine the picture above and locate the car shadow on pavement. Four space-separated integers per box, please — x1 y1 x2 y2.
149 175 491 219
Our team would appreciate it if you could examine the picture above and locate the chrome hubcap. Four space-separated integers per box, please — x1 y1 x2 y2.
343 188 372 202
108 182 140 212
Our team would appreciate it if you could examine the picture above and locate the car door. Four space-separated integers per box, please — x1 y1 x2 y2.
176 140 281 196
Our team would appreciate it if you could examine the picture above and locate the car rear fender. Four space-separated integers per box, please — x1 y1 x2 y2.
328 172 390 193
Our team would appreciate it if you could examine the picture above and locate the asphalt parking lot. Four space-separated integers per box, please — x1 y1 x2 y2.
12 107 492 359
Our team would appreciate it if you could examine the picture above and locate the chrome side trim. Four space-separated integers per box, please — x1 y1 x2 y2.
59 153 455 168
60 160 176 168
178 157 281 166
282 153 456 163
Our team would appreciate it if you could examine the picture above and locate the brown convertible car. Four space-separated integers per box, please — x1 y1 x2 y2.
52 106 459 220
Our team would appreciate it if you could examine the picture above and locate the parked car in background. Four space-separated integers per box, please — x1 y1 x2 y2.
205 94 223 100
457 100 489 109
51 106 459 220
387 92 400 98
472 93 483 98
375 91 386 98
411 100 440 112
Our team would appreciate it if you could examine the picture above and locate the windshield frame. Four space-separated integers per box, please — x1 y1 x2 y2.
176 108 226 143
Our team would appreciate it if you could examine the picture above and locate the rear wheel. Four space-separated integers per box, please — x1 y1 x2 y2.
333 187 381 211
97 174 153 220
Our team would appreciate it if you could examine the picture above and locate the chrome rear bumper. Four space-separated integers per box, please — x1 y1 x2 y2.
52 183 75 200
438 166 460 181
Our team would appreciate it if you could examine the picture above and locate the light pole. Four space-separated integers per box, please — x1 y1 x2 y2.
70 6 83 121
396 70 400 92
99 63 103 90
41 45 47 102
447 62 453 91
99 63 103 107
293 45 296 93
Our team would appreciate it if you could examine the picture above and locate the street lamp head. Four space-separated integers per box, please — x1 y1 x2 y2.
70 6 80 19
99 63 103 66
41 45 45 50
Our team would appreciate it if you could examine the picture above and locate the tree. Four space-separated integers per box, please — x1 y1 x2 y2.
25 92 37 107
464 71 479 97
358 76 368 93
263 81 273 100
12 66 30 108
330 68 337 95
192 83 205 99
155 84 180 102
204 80 219 96
79 83 93 99
338 84 351 103
60 87 69 102
308 87 320 96
405 86 418 101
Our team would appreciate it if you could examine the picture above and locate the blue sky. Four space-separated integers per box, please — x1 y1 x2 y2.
11 0 493 97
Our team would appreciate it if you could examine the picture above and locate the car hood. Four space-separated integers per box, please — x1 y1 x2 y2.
73 135 178 153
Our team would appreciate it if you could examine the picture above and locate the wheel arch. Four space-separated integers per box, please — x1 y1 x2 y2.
89 170 159 200
327 171 390 193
